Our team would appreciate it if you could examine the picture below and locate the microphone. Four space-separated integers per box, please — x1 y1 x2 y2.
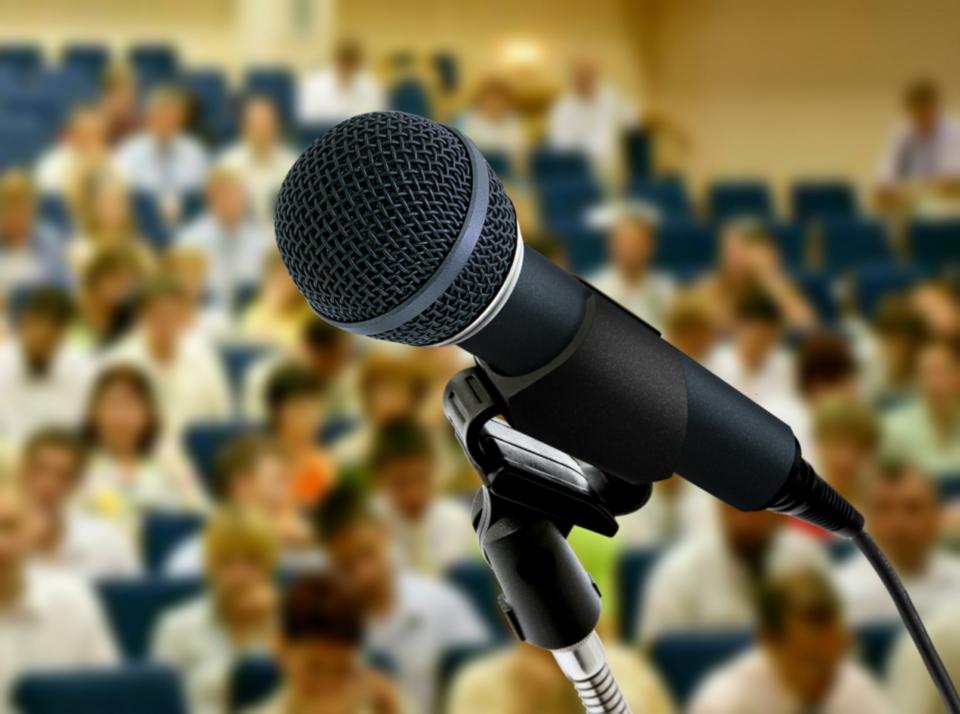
275 111 854 529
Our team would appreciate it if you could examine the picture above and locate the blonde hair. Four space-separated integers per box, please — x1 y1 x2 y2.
204 507 280 574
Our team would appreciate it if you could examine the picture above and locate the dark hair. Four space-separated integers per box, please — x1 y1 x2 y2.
874 459 936 496
214 434 281 500
904 79 940 108
371 418 433 472
82 364 162 454
281 573 365 644
81 247 142 292
22 427 89 473
757 569 841 638
302 316 347 350
872 296 928 342
796 331 858 396
735 287 782 325
312 482 378 544
18 288 74 327
265 363 324 418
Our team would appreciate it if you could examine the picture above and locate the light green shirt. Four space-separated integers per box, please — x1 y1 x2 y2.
882 400 960 478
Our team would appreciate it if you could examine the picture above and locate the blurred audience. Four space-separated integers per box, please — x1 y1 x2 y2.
72 246 143 351
639 503 826 644
240 253 314 349
456 77 528 161
0 171 69 293
689 570 889 714
299 39 385 124
248 573 406 714
836 462 960 624
315 486 491 714
0 481 118 714
99 65 140 145
69 177 153 274
18 427 138 578
154 507 279 714
35 104 112 201
888 600 960 714
0 288 91 444
795 330 862 407
864 296 928 408
812 397 879 507
662 288 719 363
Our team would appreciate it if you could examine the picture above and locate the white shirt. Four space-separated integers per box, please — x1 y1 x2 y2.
298 68 385 124
617 479 717 547
376 497 476 577
31 511 140 580
176 213 273 307
590 268 676 331
367 572 491 714
217 143 298 226
103 331 232 438
0 341 93 445
837 550 960 625
878 117 960 184
547 84 638 172
153 597 271 714
888 603 960 714
0 568 118 714
640 528 828 644
456 111 528 157
708 343 796 408
689 648 889 714
113 132 209 196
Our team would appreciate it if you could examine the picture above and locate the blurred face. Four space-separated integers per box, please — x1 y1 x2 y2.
736 319 781 371
275 395 323 446
70 109 108 154
208 548 272 608
230 454 292 513
0 489 31 586
917 344 959 406
719 504 782 563
571 60 598 97
609 219 655 277
869 473 940 573
208 178 248 225
147 97 185 140
19 444 83 512
816 435 870 499
668 320 715 361
93 380 152 455
878 332 920 383
165 252 209 303
305 340 350 382
20 315 65 365
765 602 847 706
909 99 939 135
476 84 512 119
279 638 361 703
0 194 35 241
326 521 393 613
912 285 959 338
143 295 188 350
364 376 421 424
379 455 434 521
243 99 280 149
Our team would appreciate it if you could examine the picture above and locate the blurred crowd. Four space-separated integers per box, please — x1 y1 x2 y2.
0 34 958 714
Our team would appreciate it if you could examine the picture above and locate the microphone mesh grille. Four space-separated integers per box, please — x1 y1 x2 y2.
274 112 516 344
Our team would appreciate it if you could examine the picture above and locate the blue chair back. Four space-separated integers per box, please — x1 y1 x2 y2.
791 180 857 223
14 665 188 714
230 656 282 712
183 68 233 144
131 191 174 250
616 547 663 641
431 52 460 94
939 474 960 502
38 194 72 236
482 150 513 182
0 117 51 170
539 177 603 232
625 128 653 180
183 421 263 496
855 622 899 675
628 177 691 219
245 67 296 126
651 630 753 705
444 559 508 641
389 78 432 118
296 122 334 149
96 578 205 660
557 227 606 275
142 512 206 573
0 43 43 76
62 45 110 80
854 264 925 318
821 218 892 273
708 180 773 223
769 223 807 269
128 44 179 83
792 270 838 323
531 147 591 184
909 219 960 269
219 343 273 399
656 220 717 274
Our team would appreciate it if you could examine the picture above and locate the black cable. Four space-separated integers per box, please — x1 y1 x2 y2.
853 530 960 714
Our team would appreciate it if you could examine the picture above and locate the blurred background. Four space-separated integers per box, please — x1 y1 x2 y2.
0 0 958 713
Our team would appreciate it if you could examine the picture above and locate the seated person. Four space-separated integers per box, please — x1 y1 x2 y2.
455 76 528 161
812 397 879 508
69 177 155 275
688 569 889 714
836 462 960 624
239 253 314 349
265 364 336 508
72 246 145 352
165 435 317 575
18 427 138 578
161 246 231 341
639 503 826 644
863 296 928 408
0 481 117 711
246 573 406 714
35 104 113 201
78 364 206 537
153 507 279 714
882 336 960 478
370 418 475 576
448 640 675 714
298 39 385 124
888 600 960 714
663 289 719 364
314 485 491 714
795 331 862 407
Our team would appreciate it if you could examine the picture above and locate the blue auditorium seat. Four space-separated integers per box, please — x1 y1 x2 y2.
440 643 501 695
38 194 72 236
770 223 807 269
909 219 960 269
481 150 513 181
708 180 774 223
183 68 233 144
655 220 717 274
131 191 174 250
791 180 858 223
183 421 263 495
855 622 899 675
245 67 296 125
230 656 282 712
616 547 663 641
558 227 606 275
0 117 51 170
62 44 110 80
96 578 204 659
0 43 43 75
389 78 432 118
821 218 893 273
854 264 925 318
625 128 653 180
295 122 334 149
432 52 460 94
14 665 188 714
939 474 960 502
531 147 591 183
792 270 839 323
128 44 179 83
142 511 206 573
628 177 691 219
445 559 508 641
651 630 753 705
219 343 274 399
538 176 604 232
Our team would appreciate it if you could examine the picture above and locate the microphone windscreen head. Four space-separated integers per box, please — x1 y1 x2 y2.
275 111 517 345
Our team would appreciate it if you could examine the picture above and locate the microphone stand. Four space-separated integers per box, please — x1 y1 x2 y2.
444 367 654 714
